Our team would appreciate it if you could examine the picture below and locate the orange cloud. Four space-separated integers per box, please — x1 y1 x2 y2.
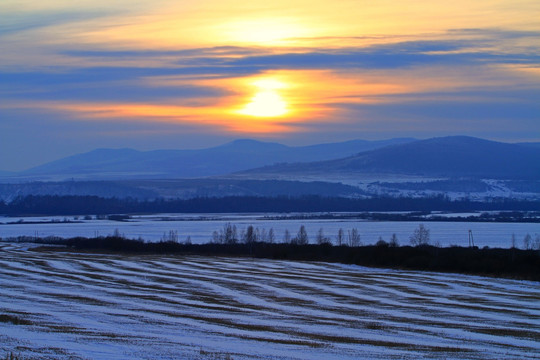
2 63 534 137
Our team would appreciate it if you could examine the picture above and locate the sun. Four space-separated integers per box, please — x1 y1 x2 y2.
237 78 289 118
238 91 288 117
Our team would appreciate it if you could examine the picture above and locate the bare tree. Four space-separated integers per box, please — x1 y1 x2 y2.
292 225 309 245
258 228 267 243
389 233 399 247
348 228 361 247
336 228 345 246
283 229 291 244
113 228 125 239
161 230 178 243
410 224 430 246
222 223 237 244
523 233 532 250
268 228 275 243
243 225 257 244
316 228 331 245
212 230 220 244
533 234 540 250
239 228 246 243
511 233 517 248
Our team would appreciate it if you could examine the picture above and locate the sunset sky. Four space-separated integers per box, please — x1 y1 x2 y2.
1 0 539 171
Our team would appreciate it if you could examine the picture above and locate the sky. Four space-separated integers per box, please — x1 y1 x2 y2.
1 0 539 171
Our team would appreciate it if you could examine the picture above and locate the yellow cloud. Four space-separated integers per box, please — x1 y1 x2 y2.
6 0 537 50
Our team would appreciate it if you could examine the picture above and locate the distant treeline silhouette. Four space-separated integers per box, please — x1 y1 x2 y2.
1 194 539 216
24 235 540 281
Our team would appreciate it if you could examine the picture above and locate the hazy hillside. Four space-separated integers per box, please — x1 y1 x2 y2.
0 181 157 202
518 142 540 149
0 179 366 202
6 138 415 181
244 136 540 180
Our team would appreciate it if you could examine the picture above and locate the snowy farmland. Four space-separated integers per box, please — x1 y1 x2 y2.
1 213 539 248
0 243 539 359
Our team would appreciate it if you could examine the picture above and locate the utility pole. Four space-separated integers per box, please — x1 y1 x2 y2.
468 230 474 247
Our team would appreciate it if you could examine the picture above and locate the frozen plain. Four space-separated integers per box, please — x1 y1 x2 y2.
1 243 539 359
1 213 539 248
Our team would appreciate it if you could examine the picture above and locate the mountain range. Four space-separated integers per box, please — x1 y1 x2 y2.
240 136 540 180
1 136 539 201
3 138 415 181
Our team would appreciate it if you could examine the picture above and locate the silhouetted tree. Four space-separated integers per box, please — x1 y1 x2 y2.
112 228 124 239
336 228 345 246
376 237 388 247
161 230 178 243
316 228 331 245
389 233 399 247
348 228 361 246
533 234 540 250
283 229 291 244
268 228 275 243
243 225 257 244
523 233 532 250
258 228 267 243
292 225 309 245
410 224 430 246
223 223 238 244
214 223 238 244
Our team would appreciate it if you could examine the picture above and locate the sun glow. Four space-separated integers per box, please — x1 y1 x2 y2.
237 78 289 117
216 17 311 46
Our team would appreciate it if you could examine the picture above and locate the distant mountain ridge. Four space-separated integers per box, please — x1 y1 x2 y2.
242 136 540 180
3 136 538 186
1 136 539 201
5 138 415 181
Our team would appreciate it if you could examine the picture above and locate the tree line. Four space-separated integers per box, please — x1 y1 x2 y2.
1 194 539 216
18 231 540 281
208 223 364 247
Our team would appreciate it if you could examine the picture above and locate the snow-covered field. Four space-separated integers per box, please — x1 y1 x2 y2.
1 213 538 248
0 243 539 359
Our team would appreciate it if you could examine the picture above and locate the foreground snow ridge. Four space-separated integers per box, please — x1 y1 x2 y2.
0 243 539 359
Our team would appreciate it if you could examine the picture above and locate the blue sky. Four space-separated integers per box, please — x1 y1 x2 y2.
1 0 539 171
